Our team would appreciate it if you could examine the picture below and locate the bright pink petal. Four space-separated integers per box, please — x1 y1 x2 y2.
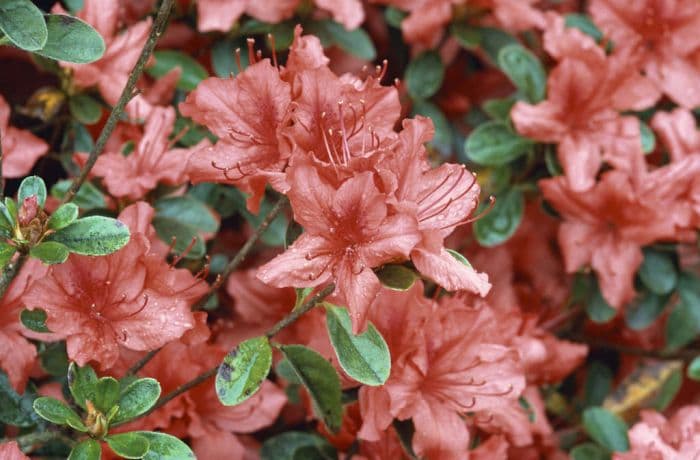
411 398 471 460
257 234 334 288
196 0 245 32
591 236 642 308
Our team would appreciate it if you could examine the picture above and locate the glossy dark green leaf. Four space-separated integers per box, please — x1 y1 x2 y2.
497 44 546 102
18 175 47 209
583 361 612 408
0 242 17 269
482 97 516 121
32 396 87 431
309 20 376 60
93 377 120 414
0 0 47 51
138 431 196 460
473 187 524 247
570 443 609 460
105 433 150 459
665 299 700 350
624 290 668 330
69 94 102 125
325 304 391 386
466 121 534 166
477 27 520 63
216 336 273 406
152 216 205 259
47 216 130 256
405 51 444 100
375 264 417 291
450 23 481 49
36 14 105 63
582 407 629 452
20 308 50 333
261 432 337 460
0 370 39 427
147 50 208 91
111 378 161 424
30 241 70 265
40 342 69 376
67 362 98 410
586 286 617 323
384 7 407 28
688 356 700 381
280 345 343 432
48 203 79 230
638 248 677 295
51 180 106 211
564 13 604 42
68 439 101 460
155 196 219 233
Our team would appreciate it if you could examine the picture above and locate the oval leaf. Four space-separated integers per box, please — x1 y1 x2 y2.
665 300 700 351
497 44 546 103
0 371 40 427
325 304 391 386
473 187 524 247
112 378 161 424
0 242 17 270
36 14 106 64
152 216 205 259
638 248 677 295
69 94 102 125
375 264 417 291
466 121 533 166
405 51 444 100
309 20 376 60
624 291 668 330
68 362 98 410
30 241 70 265
586 286 617 324
261 432 337 460
154 196 219 233
570 443 608 460
51 179 106 211
581 407 629 452
279 345 343 433
688 356 700 381
48 203 79 230
0 0 47 51
20 308 50 333
69 439 101 460
216 336 273 406
18 176 47 209
106 433 149 459
32 396 86 431
137 431 195 460
94 377 120 414
47 216 130 256
147 50 208 91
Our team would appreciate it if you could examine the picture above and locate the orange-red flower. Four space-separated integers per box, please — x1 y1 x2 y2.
0 442 28 460
0 95 49 178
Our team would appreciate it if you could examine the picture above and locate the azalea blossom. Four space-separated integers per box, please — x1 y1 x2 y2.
21 203 207 370
0 442 28 460
590 0 700 109
0 95 49 178
652 108 700 161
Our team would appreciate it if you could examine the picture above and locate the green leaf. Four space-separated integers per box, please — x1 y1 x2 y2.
111 378 161 424
152 216 205 259
638 248 677 295
3 197 17 229
35 14 105 64
325 304 391 386
40 342 69 376
309 20 376 60
482 97 516 121
624 291 668 330
384 7 407 29
93 376 120 414
48 203 79 230
20 308 50 332
688 356 700 381
639 119 656 154
32 396 87 431
147 50 208 91
67 362 98 410
137 431 196 460
64 0 84 13
581 407 629 452
583 361 613 408
18 175 47 209
279 345 343 432
69 94 102 125
51 180 106 211
0 242 17 269
405 51 444 100
652 366 682 411
665 299 700 350
570 443 609 460
466 121 534 166
69 439 101 460
447 248 473 268
154 196 219 233
239 197 289 247
47 216 130 256
211 38 248 78
0 0 47 51
261 431 337 460
0 370 39 427
586 284 617 323
30 241 70 265
105 433 150 459
375 264 417 291
564 13 604 43
411 100 452 154
450 23 481 49
216 336 273 406
473 187 524 247
188 183 242 219
497 44 546 103
477 27 520 63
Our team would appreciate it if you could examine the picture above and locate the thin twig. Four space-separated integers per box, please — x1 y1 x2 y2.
61 0 175 204
120 283 335 424
125 348 161 375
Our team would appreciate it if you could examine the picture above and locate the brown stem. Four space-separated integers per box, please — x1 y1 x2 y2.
265 284 335 338
61 0 175 204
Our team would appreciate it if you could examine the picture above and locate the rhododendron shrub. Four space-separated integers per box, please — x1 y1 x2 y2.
2 0 700 459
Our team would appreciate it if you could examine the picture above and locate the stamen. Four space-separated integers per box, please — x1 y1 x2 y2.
375 59 388 82
234 48 243 74
337 100 351 164
247 38 256 65
169 236 198 267
440 196 495 230
267 33 278 68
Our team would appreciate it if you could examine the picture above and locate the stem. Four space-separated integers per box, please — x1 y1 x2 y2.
121 283 335 424
125 348 161 375
0 254 25 300
60 0 175 204
266 283 335 338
